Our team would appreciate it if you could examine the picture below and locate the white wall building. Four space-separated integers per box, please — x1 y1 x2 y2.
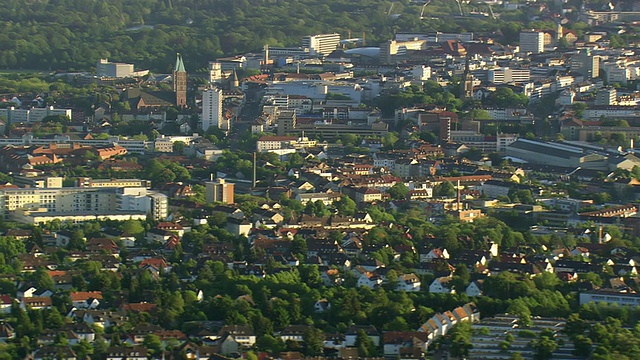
3 106 72 124
202 87 223 132
302 33 341 56
487 68 531 84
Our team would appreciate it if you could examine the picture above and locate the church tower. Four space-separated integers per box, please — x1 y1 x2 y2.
461 56 474 99
229 69 240 92
173 53 187 107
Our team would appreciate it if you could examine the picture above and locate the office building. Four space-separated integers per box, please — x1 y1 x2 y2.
302 33 341 57
519 30 544 54
202 87 223 132
205 178 234 204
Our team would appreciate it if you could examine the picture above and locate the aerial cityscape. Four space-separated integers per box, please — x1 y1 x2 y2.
2 0 640 359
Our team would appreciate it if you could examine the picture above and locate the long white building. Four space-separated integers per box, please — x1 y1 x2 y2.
0 186 167 224
0 134 149 154
3 106 72 124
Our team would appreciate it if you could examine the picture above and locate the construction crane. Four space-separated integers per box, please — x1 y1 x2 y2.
420 0 432 20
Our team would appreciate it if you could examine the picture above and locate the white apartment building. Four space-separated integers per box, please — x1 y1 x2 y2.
0 187 167 222
583 107 640 119
519 30 544 54
2 106 72 124
202 87 223 132
302 33 341 56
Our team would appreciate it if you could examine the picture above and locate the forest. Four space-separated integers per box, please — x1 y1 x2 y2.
0 0 590 72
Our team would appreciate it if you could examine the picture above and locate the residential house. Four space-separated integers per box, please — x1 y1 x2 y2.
397 273 422 292
106 346 148 360
34 345 77 360
420 248 450 263
226 218 252 237
212 205 245 220
314 299 331 313
21 296 52 310
279 325 310 342
70 291 103 309
383 331 429 358
355 187 383 203
429 276 455 294
357 271 383 289
217 325 256 354
0 295 13 314
465 280 484 297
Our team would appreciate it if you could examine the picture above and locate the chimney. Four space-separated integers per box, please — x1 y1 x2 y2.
252 152 257 188
457 180 461 211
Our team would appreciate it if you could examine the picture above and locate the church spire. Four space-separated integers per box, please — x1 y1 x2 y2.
175 53 186 72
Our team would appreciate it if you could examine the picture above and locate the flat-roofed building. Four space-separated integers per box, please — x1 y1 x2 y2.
205 179 234 204
302 33 341 57
506 139 608 170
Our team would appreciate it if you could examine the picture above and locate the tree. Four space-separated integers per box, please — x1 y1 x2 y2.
302 327 324 356
532 334 558 360
73 340 94 359
333 196 357 216
572 335 592 358
434 181 456 197
121 220 145 236
355 329 376 357
313 200 330 217
448 322 473 358
387 183 409 200
143 334 163 355
173 141 187 153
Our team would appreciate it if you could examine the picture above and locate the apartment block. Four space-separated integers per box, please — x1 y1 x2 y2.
3 106 72 124
205 179 235 204
202 87 224 132
0 187 167 223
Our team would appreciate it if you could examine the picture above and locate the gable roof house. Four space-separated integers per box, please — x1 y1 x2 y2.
70 291 103 309
383 331 429 358
397 273 422 292
429 276 455 294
